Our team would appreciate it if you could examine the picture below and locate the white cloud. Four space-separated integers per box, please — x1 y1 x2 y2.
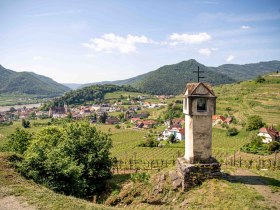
83 33 154 54
32 56 43 60
198 48 211 56
169 32 211 44
226 55 234 62
241 25 251 30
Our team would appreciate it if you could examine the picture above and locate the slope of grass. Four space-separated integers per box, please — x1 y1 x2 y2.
0 153 112 210
214 74 280 125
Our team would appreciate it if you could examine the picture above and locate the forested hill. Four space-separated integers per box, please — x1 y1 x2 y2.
213 60 280 81
131 60 235 95
80 60 280 95
43 84 138 108
0 65 70 96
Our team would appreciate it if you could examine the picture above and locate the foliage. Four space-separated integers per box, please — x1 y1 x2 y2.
267 141 280 152
22 119 31 128
168 134 176 143
99 112 108 123
0 121 13 127
139 136 159 148
163 102 183 120
115 124 121 129
255 75 266 83
130 172 150 184
246 115 265 131
7 128 33 154
226 127 238 136
17 122 113 198
241 134 270 155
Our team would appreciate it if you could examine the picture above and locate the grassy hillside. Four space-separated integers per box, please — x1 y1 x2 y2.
0 65 70 96
215 73 280 125
214 60 280 81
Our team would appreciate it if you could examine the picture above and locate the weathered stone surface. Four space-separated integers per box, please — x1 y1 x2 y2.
176 157 221 191
169 170 180 181
172 179 182 190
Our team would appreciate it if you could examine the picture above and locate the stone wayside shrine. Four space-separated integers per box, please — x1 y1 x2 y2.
176 81 221 191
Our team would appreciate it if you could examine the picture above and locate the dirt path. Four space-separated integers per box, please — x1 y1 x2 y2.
0 196 36 210
228 168 280 209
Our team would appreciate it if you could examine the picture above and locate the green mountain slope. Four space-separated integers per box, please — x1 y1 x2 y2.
0 65 70 96
214 60 280 81
132 59 235 95
80 60 280 95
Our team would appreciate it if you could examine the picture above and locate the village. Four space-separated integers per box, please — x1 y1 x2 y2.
1 92 278 145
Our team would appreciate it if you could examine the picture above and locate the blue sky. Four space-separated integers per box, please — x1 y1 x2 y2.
0 0 279 83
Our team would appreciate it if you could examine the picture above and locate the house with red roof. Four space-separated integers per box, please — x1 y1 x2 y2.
258 127 280 143
158 126 185 141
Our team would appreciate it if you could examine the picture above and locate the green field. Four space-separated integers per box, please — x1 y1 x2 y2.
0 93 49 106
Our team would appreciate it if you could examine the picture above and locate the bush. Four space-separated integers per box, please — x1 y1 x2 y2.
22 119 31 128
7 128 33 154
241 134 270 155
255 75 265 83
227 127 238 136
17 121 113 199
115 124 121 129
139 137 159 147
246 115 265 131
267 141 280 152
130 172 150 184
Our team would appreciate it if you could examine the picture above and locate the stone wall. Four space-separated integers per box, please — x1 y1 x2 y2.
177 157 221 191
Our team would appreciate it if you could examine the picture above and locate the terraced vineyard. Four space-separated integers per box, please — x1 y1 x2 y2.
214 74 280 125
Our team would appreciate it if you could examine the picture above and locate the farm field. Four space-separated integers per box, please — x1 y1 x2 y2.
0 93 49 106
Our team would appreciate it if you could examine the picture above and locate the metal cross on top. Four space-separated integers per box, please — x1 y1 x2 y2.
193 66 205 83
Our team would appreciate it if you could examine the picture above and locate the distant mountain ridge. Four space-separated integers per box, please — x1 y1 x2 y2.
0 65 70 96
80 60 280 95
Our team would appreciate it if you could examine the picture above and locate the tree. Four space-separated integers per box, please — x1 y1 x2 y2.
18 122 113 198
168 134 176 143
9 107 16 112
22 119 31 128
246 115 265 131
98 112 108 123
255 75 265 83
7 128 33 154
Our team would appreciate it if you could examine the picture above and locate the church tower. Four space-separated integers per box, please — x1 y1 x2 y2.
183 82 216 163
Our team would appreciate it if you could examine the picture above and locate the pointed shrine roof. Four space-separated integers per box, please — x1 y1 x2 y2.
184 82 215 96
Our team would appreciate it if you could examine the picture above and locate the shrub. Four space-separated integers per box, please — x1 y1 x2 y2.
139 137 159 147
227 127 238 136
267 141 280 152
246 115 265 131
17 122 113 199
115 124 121 129
22 119 31 128
130 172 150 184
255 75 265 83
7 128 33 154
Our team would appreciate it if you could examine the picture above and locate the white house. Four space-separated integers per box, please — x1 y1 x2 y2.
158 126 185 141
258 127 279 143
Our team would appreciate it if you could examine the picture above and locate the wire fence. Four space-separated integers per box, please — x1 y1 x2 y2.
112 152 280 174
